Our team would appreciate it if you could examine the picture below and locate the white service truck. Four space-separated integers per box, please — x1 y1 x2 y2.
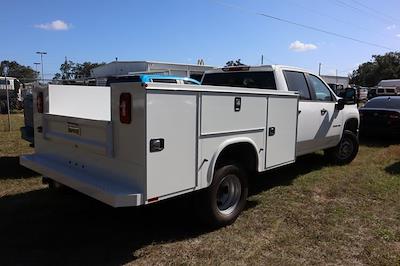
20 65 359 227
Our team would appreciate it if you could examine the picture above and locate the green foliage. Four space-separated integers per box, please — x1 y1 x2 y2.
74 62 105 78
350 52 400 87
225 59 246 67
55 60 105 80
0 61 38 82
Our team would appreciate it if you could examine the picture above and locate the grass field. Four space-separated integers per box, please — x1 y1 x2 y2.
0 114 399 265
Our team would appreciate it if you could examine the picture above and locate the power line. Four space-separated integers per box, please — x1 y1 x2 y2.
349 0 400 24
215 1 393 51
333 0 394 25
286 0 387 39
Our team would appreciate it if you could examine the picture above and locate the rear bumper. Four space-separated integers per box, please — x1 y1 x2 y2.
20 154 143 207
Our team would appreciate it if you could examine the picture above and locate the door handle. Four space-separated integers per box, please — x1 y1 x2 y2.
150 138 165 152
321 109 327 115
268 127 276 136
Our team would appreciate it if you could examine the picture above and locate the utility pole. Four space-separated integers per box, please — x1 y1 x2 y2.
36 51 47 82
261 55 264 65
336 69 338 84
3 65 11 131
318 62 322 76
34 62 41 81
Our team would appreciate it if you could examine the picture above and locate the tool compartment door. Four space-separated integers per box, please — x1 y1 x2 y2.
265 96 298 169
146 91 197 199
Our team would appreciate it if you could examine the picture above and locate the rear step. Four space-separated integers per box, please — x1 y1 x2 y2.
20 154 143 207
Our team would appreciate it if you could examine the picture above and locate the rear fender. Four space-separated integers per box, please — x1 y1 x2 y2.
206 137 259 186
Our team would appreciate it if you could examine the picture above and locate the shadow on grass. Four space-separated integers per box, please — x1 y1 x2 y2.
0 189 213 265
0 153 331 265
249 153 328 196
0 156 38 179
385 161 400 175
359 135 400 148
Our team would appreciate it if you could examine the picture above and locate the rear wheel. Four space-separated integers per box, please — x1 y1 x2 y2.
199 164 248 227
325 130 359 165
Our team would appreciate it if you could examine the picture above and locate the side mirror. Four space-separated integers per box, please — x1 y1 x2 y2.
343 88 356 104
336 98 345 110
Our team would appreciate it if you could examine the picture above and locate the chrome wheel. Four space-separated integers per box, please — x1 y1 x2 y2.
216 174 242 215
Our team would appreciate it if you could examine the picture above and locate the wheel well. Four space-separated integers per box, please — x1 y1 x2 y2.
215 142 258 174
344 118 359 135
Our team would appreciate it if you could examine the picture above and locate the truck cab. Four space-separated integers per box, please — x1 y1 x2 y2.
202 65 359 160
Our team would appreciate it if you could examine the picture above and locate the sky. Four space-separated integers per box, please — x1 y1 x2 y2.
1 0 399 79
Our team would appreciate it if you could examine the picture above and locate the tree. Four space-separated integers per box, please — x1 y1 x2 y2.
349 52 400 87
225 59 246 67
0 60 38 82
53 73 62 80
72 62 105 79
54 59 105 80
59 59 75 80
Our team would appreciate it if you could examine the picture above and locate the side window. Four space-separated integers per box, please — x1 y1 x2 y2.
283 71 311 100
308 75 333 102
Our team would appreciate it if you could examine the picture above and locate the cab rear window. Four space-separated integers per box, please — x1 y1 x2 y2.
202 71 276 90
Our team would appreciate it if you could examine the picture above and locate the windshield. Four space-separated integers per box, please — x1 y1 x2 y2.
364 97 400 109
202 71 276 90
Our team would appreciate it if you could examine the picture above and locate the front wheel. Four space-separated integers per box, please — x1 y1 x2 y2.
198 164 248 227
325 130 359 165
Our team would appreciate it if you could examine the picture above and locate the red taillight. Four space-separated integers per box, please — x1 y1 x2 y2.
37 92 44 113
119 93 132 124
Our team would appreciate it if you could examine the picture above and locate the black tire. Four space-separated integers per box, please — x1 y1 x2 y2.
198 164 248 227
325 130 359 165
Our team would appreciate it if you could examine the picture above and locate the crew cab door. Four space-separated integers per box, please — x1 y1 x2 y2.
283 71 321 155
306 74 342 149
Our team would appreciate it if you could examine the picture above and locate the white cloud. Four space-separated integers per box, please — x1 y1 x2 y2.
396 34 400 38
386 24 396 30
289 40 318 52
34 20 70 31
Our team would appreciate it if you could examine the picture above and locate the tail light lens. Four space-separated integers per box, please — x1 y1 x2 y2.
119 93 132 124
37 92 44 113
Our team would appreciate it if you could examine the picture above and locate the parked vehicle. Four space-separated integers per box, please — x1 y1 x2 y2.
92 61 213 85
359 96 400 136
357 87 368 101
20 94 34 144
20 75 200 145
20 65 359 227
106 74 201 85
368 87 399 100
0 77 22 113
